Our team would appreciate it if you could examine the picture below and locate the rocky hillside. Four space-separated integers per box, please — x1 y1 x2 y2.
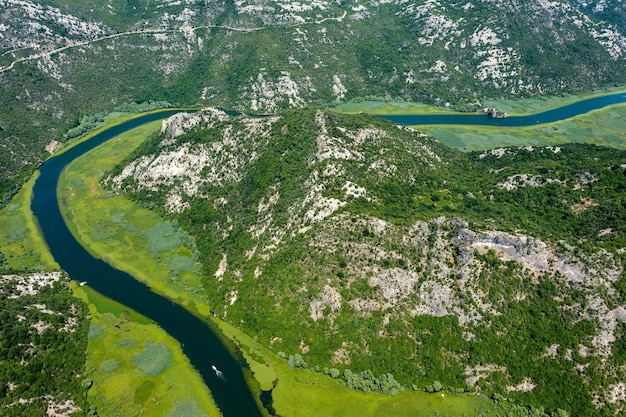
2 0 626 205
108 108 626 416
0 272 88 417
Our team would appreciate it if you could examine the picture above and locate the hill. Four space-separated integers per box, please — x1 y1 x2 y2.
107 107 626 416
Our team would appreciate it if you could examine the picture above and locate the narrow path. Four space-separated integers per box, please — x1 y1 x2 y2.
0 25 260 73
0 10 347 73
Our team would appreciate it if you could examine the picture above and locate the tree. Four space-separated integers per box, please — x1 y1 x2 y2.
287 354 307 369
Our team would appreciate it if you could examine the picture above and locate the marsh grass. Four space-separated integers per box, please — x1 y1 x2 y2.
337 87 626 117
0 173 59 271
168 400 207 417
88 323 105 340
73 284 221 417
57 120 211 316
332 101 458 115
99 359 120 372
144 222 185 255
482 86 626 115
417 104 626 151
333 88 626 152
132 340 172 376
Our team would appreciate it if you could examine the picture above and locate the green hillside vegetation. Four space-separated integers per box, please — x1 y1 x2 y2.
55 111 576 417
101 108 626 416
0 274 88 416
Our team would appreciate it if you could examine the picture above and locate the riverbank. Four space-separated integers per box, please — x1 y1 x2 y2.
72 283 221 417
333 88 626 151
335 86 626 117
417 103 626 151
34 111 266 417
0 173 59 271
58 119 213 318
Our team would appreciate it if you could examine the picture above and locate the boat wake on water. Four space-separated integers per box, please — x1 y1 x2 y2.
212 365 227 382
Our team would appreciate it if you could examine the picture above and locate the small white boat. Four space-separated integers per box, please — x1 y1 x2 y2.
79 281 87 286
212 365 226 381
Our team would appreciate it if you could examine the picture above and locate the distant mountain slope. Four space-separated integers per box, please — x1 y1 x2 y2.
2 0 626 204
109 108 626 416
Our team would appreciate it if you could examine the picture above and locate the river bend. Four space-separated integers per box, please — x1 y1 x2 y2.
31 111 264 417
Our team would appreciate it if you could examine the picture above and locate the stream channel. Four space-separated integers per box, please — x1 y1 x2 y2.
31 111 265 417
30 91 626 417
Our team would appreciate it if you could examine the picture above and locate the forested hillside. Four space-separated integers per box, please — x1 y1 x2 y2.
0 273 89 417
108 108 626 416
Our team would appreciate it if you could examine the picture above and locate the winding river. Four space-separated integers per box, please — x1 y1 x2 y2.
379 91 626 126
31 111 264 417
30 91 626 417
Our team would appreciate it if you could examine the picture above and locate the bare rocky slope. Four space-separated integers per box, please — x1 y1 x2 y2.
2 0 626 204
109 108 626 416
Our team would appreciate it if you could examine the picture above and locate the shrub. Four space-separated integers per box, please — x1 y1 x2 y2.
287 354 307 369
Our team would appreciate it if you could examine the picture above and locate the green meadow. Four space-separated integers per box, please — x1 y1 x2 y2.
337 86 626 117
416 104 626 151
0 173 59 271
334 87 626 151
481 86 626 115
72 283 221 417
332 101 460 115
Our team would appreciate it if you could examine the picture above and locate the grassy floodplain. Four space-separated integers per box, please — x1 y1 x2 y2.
335 87 626 151
58 118 212 317
72 283 221 417
0 173 59 271
332 101 461 115
55 111 542 417
416 104 626 151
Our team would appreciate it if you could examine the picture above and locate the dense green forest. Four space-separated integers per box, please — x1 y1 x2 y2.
0 274 89 416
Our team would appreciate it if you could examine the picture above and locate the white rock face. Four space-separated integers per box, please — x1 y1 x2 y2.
244 71 306 112
1 272 62 298
110 108 279 210
331 75 347 101
310 284 342 321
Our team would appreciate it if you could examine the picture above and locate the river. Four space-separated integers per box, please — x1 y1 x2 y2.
31 111 265 417
29 91 626 417
378 91 626 126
